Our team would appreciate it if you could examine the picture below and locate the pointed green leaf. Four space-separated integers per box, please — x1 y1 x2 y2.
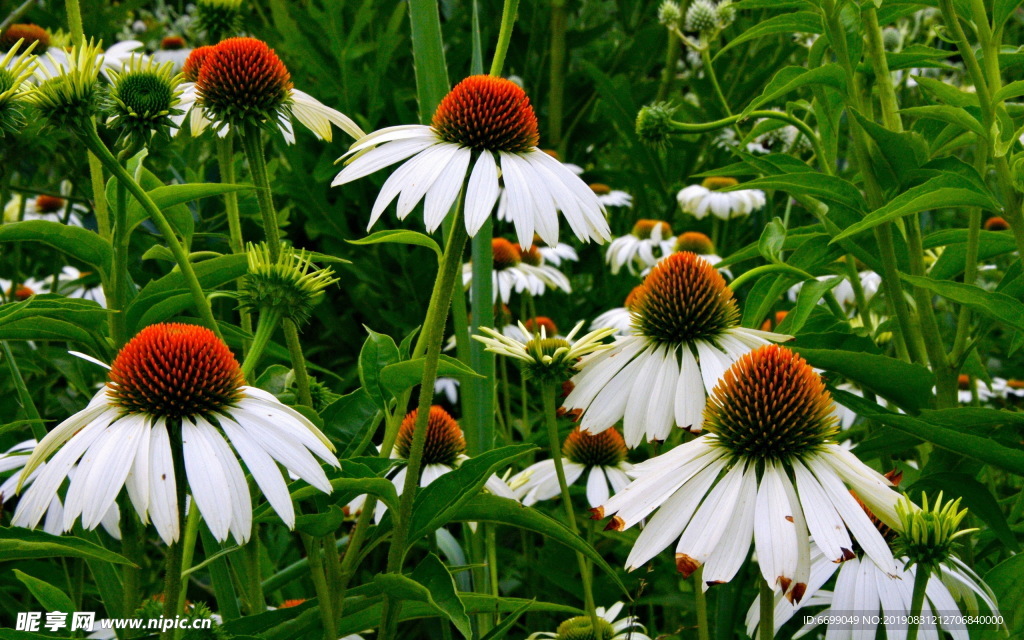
358 327 402 409
0 527 134 565
742 64 846 115
900 274 1024 332
14 570 76 613
379 355 483 396
0 221 112 277
347 229 442 260
792 347 934 412
374 554 472 638
716 12 823 57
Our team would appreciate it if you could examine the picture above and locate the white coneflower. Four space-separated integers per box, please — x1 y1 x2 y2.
53 266 106 307
174 38 363 143
590 286 644 337
513 426 632 508
649 231 731 279
787 270 881 311
594 345 903 601
956 374 994 404
534 235 579 267
517 242 572 295
348 406 514 522
332 75 610 249
605 219 674 275
12 323 339 545
151 35 191 72
5 193 87 227
565 252 790 446
1 440 120 539
991 377 1024 398
589 183 633 209
676 177 765 220
463 238 568 303
475 320 616 383
527 602 652 640
0 276 49 302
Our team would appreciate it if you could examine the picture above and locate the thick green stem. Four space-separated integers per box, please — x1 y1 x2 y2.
489 0 521 77
172 507 202 640
694 566 711 640
758 576 774 640
380 212 469 640
160 440 188 640
80 123 222 340
283 321 313 406
240 125 282 256
110 181 129 346
63 0 84 45
240 309 283 380
905 565 931 640
216 134 253 349
548 0 567 147
300 533 337 640
541 383 601 640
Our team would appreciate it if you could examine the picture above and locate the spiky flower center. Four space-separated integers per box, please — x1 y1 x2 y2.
196 37 292 126
701 176 738 191
107 323 244 419
116 71 174 115
589 183 612 195
492 238 521 270
675 231 715 254
182 46 215 83
563 427 627 467
34 195 66 213
704 345 838 461
516 243 543 266
432 75 539 153
555 616 616 640
161 36 187 50
1 24 49 52
525 337 571 361
632 252 738 344
523 317 559 336
12 284 34 300
395 406 466 466
984 216 1009 231
631 219 672 240
623 285 644 310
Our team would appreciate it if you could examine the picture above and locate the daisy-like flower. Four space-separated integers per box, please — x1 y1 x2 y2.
176 37 363 143
517 242 572 295
955 374 993 404
5 193 87 227
332 74 610 248
595 345 902 601
748 493 999 640
0 37 37 134
32 37 146 83
565 252 790 446
1 24 50 56
1 440 120 539
650 231 732 279
526 602 652 640
605 219 674 275
463 238 561 303
52 266 107 306
12 323 340 545
590 286 644 337
589 183 633 209
475 320 617 382
151 36 192 72
534 235 579 267
991 377 1024 398
502 316 562 343
676 177 766 220
513 427 632 508
349 406 514 522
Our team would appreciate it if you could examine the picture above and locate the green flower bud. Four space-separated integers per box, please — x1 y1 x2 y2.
0 39 38 136
105 57 183 149
882 27 903 52
635 101 678 148
685 0 718 33
555 615 616 640
657 1 683 27
240 242 338 327
26 41 104 131
893 492 976 571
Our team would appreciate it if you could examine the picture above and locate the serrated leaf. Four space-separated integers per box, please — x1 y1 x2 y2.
347 229 442 260
14 570 76 613
900 274 1024 332
379 355 483 396
0 221 112 277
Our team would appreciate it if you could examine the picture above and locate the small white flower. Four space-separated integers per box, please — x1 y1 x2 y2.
677 177 765 220
527 602 652 640
605 219 674 275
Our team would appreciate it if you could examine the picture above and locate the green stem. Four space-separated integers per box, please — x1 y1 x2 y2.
300 533 337 640
905 565 931 640
239 124 282 255
541 383 601 640
160 439 188 640
90 154 110 240
216 134 253 350
172 506 202 640
110 180 129 346
694 566 710 640
243 531 265 614
119 504 144 627
240 309 283 380
283 321 313 406
548 0 567 147
380 211 469 640
63 0 84 45
656 25 682 102
79 122 222 340
466 218 495 455
489 0 521 77
700 47 732 117
758 576 774 640
729 263 815 292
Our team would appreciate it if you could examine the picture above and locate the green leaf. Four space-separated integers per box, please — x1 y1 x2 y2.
742 64 846 115
320 388 381 458
266 461 402 518
792 348 934 412
478 598 535 640
449 495 630 595
901 105 986 136
775 277 840 335
126 182 251 236
14 570 76 613
347 229 442 260
294 504 348 537
716 12 823 57
734 173 867 212
741 274 799 330
358 327 402 409
374 554 472 638
849 108 929 188
912 76 979 107
982 555 1024 638
408 0 450 122
832 390 1024 476
0 221 112 277
757 217 786 264
993 79 1024 103
832 175 1000 243
0 527 134 565
925 230 1018 280
906 473 1019 551
379 355 483 396
881 44 956 71
900 274 1024 332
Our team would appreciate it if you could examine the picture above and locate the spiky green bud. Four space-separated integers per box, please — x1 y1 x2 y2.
26 41 104 131
555 616 616 640
893 492 976 571
636 101 678 148
105 56 183 149
658 1 683 27
240 242 338 326
0 39 38 136
685 0 718 33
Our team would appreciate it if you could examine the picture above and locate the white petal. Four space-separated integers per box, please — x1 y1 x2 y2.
332 137 438 186
498 151 535 248
148 419 179 545
754 462 798 591
422 146 473 233
586 467 610 508
221 417 294 529
396 143 460 221
702 463 758 585
464 151 501 235
182 417 233 542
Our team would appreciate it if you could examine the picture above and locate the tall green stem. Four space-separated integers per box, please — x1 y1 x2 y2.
758 577 774 640
694 567 711 640
300 533 337 640
548 0 567 147
380 211 469 640
79 122 222 340
905 566 931 640
541 383 602 640
240 309 282 380
489 0 521 77
700 47 732 117
160 440 188 640
216 134 253 349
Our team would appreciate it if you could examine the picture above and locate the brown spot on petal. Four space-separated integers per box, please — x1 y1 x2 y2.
676 553 701 578
840 548 856 561
779 576 792 593
884 469 903 486
706 580 725 587
590 506 605 520
785 515 794 522
604 515 625 531
789 583 807 604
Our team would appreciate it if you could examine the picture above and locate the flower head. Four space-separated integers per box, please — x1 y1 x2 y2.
635 101 677 147
395 406 466 467
674 231 715 255
677 177 765 220
605 219 674 275
196 37 292 131
984 216 1009 231
527 603 651 640
240 242 338 326
475 321 616 382
334 75 609 248
27 40 104 130
0 38 38 134
105 56 183 147
894 492 976 571
13 323 339 545
182 45 215 83
0 24 49 53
